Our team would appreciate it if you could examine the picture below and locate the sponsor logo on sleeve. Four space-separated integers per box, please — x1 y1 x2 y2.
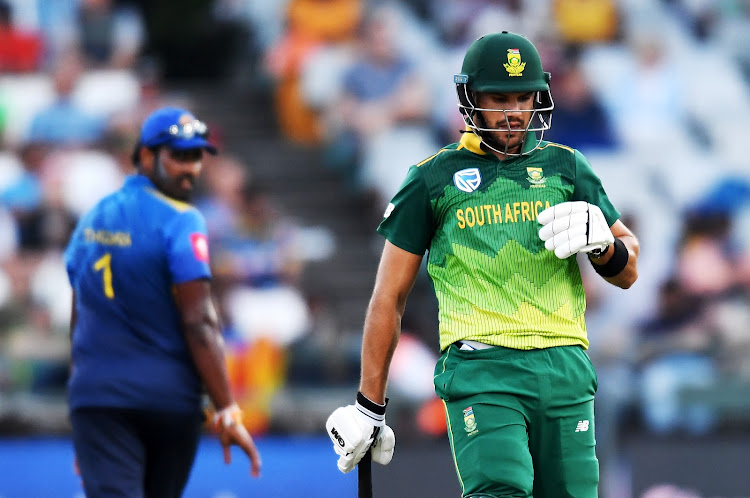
190 233 210 262
383 202 395 219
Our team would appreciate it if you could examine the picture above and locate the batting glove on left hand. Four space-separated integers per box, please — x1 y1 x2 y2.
325 394 395 473
538 201 614 259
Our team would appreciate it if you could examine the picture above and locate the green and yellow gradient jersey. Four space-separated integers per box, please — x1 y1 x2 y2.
377 132 620 351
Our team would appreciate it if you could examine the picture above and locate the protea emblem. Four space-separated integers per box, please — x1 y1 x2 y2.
463 406 478 435
454 168 482 193
504 48 525 76
526 167 546 185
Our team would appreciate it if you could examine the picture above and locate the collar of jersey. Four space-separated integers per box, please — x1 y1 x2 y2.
127 174 195 211
125 174 155 189
458 131 486 155
458 129 538 157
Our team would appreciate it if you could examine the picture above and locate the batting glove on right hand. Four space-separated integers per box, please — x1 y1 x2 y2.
325 395 395 473
538 201 614 259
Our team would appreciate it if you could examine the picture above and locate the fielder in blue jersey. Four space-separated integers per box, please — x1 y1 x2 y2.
65 107 261 497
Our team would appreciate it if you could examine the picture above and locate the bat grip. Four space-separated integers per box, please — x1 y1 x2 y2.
358 451 373 498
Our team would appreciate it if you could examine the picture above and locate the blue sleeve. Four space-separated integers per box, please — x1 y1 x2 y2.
64 220 84 287
164 208 212 284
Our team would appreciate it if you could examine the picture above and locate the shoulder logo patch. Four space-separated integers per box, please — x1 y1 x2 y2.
463 406 478 436
190 233 210 262
454 168 482 193
383 202 395 219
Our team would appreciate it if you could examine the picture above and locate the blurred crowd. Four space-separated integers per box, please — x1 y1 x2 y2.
0 0 314 434
1 0 750 471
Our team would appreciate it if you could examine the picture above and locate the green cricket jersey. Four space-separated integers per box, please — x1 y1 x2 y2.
377 132 620 351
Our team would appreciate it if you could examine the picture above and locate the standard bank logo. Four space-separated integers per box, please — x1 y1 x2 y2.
454 168 482 193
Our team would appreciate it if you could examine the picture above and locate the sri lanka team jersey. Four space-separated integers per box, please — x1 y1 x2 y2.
64 174 212 413
378 132 620 351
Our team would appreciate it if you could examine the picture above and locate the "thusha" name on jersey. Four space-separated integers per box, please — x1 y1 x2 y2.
456 201 551 229
84 228 132 246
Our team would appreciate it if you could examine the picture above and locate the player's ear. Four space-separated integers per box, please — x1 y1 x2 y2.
137 146 157 172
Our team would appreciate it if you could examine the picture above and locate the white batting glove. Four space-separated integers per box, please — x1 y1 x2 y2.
325 395 395 473
370 424 395 465
538 201 614 259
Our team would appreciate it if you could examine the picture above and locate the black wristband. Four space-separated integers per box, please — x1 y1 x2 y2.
357 391 388 416
589 238 628 278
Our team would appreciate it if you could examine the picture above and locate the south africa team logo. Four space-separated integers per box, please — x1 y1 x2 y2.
504 48 525 76
526 167 546 187
463 406 478 436
454 168 482 193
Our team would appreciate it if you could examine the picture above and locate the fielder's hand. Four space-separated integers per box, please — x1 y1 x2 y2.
326 396 395 473
213 403 262 477
538 201 614 259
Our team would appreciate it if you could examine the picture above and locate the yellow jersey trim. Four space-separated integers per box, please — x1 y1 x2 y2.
416 148 450 167
145 188 194 213
538 142 575 154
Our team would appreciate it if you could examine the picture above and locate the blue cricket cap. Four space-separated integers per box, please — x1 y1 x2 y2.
138 106 217 154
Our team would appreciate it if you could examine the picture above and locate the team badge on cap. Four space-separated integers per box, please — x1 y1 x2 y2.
504 48 526 76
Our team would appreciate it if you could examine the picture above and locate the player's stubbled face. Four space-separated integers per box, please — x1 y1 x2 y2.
476 91 534 153
155 147 204 201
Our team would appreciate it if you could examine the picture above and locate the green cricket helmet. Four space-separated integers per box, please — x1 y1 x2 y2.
455 31 554 155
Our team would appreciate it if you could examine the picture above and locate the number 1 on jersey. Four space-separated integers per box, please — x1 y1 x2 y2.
94 253 114 299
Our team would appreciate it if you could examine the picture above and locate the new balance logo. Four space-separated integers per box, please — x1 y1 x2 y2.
330 427 346 447
575 420 589 432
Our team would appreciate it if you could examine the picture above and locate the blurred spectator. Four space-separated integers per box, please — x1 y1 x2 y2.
0 146 42 216
0 0 43 73
195 155 249 243
2 300 69 396
31 0 79 64
75 0 145 70
676 212 737 299
208 181 311 433
637 277 719 435
28 51 106 146
13 149 77 253
265 0 362 144
553 0 620 44
42 147 124 218
217 183 308 320
605 31 688 151
324 5 435 204
544 51 619 153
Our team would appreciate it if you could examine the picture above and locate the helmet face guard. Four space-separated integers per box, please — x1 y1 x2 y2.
455 78 554 156
455 32 555 156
